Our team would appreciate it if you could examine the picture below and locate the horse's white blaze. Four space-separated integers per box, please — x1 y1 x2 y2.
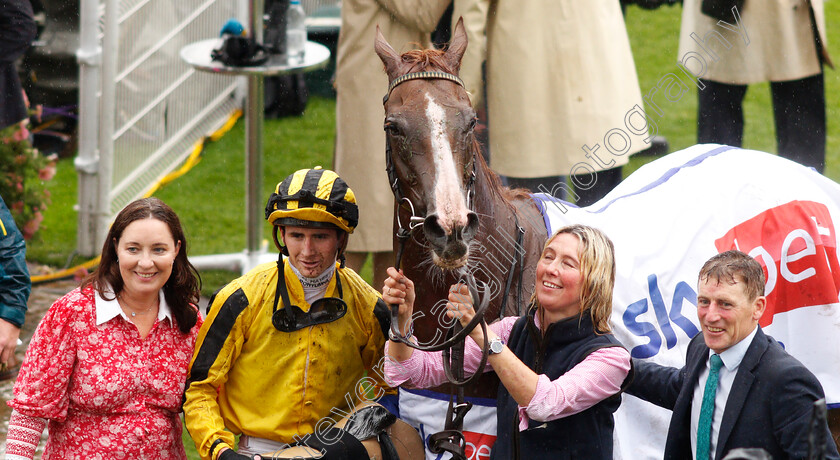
425 94 469 234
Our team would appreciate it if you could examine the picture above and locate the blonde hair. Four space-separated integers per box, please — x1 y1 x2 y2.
531 224 616 333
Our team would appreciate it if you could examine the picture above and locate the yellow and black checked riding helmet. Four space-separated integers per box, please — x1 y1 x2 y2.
264 167 359 234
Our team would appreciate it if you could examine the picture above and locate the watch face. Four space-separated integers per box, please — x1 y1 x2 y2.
490 339 504 354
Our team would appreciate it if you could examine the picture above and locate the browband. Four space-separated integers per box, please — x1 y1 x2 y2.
383 71 465 104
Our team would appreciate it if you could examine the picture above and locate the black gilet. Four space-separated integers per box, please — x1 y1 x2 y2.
491 309 629 460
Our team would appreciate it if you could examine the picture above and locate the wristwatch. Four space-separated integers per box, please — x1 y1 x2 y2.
488 337 505 355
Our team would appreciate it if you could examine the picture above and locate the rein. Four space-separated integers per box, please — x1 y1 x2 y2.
390 222 489 460
389 218 490 359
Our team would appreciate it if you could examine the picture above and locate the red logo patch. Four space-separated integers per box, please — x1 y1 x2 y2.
715 200 840 326
463 430 496 460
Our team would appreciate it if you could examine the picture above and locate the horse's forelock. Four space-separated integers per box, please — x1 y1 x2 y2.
400 48 456 74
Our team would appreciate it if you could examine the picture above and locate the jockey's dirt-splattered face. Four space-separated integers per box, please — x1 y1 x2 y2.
282 226 342 278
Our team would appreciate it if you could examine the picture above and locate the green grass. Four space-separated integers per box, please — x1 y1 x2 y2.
182 423 200 460
156 96 336 257
24 152 83 267
30 5 840 273
21 4 840 456
622 3 840 178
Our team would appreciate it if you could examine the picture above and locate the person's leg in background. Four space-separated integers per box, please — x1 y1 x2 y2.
502 175 567 200
697 78 748 147
770 73 825 173
572 166 623 208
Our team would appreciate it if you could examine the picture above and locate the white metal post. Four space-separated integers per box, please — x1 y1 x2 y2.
97 0 119 248
74 0 102 257
245 0 266 269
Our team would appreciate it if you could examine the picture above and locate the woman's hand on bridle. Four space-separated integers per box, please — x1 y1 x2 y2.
447 283 484 344
383 267 415 335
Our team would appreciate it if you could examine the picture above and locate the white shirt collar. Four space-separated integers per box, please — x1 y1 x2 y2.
716 325 758 371
95 286 172 325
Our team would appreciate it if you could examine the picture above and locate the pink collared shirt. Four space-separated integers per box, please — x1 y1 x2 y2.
385 315 631 430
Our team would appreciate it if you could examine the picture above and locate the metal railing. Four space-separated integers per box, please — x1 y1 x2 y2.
76 0 243 255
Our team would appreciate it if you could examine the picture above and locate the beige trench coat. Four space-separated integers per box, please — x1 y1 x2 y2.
333 0 451 253
453 0 647 177
678 0 832 84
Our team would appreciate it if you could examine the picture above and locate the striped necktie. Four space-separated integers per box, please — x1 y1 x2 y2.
696 353 724 460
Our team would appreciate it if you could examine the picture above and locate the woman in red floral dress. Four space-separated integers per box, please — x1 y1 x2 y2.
5 197 204 459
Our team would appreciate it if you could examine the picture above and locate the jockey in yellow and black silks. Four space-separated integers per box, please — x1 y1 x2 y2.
184 167 393 460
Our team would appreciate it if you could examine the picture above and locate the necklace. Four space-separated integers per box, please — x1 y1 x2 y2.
117 294 158 318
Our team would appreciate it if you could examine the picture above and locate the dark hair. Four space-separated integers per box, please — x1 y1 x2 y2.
82 197 200 333
698 250 765 302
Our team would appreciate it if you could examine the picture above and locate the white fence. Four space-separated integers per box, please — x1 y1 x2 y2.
76 0 243 255
74 0 340 256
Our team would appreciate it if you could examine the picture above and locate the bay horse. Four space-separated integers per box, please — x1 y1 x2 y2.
374 20 547 396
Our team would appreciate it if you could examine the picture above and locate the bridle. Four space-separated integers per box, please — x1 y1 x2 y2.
382 70 525 460
383 71 479 296
382 70 465 104
383 71 477 213
383 70 524 332
383 70 485 351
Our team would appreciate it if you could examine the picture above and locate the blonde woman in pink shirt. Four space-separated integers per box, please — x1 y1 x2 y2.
382 224 632 459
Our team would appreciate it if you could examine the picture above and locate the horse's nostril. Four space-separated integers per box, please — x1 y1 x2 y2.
462 212 479 241
423 214 448 249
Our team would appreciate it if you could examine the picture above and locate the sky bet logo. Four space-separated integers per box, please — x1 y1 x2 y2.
715 200 840 327
622 275 700 359
622 200 840 359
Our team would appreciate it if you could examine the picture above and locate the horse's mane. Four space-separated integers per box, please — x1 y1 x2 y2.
399 48 457 74
470 138 532 202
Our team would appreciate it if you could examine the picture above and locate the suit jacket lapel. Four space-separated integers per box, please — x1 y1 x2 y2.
714 328 768 460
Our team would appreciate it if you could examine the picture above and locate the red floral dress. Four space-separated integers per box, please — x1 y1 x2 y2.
9 286 202 459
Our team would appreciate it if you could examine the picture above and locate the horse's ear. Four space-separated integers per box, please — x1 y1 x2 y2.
375 25 403 81
444 17 468 74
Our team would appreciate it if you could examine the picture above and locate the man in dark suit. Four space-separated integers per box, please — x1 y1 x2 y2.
627 250 840 460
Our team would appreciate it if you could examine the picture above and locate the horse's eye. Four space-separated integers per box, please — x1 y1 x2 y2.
384 121 402 137
467 117 478 132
